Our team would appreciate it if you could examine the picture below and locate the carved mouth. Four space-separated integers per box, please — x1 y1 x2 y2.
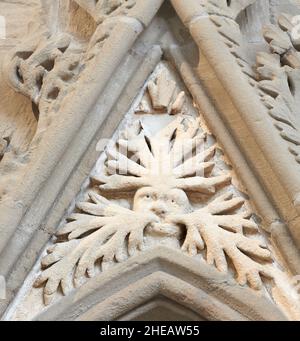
146 222 181 237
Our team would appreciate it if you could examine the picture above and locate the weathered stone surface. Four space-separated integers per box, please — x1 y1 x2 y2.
1 0 300 321
34 247 288 321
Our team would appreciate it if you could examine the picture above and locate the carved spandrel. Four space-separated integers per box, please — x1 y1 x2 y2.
27 64 300 320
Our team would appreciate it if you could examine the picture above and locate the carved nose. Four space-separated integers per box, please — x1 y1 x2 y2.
151 205 167 216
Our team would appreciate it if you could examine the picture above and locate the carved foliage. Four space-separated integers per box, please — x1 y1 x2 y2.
75 0 254 23
24 46 299 317
74 0 137 24
204 0 257 19
208 6 257 80
256 14 300 163
206 5 300 164
33 114 291 307
4 33 83 119
135 68 186 115
3 1 140 125
85 21 115 61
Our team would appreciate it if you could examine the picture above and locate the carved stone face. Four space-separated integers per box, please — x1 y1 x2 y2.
133 187 190 217
133 186 190 219
133 187 190 238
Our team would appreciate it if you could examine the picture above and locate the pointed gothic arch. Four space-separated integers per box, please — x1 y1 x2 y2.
1 0 300 321
34 248 286 321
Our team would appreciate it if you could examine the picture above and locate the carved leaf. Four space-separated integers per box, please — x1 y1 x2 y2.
135 67 186 115
4 33 84 123
257 13 300 163
209 6 257 80
74 0 136 24
148 69 177 111
205 0 257 19
94 116 231 192
169 193 273 289
34 192 158 305
5 34 72 105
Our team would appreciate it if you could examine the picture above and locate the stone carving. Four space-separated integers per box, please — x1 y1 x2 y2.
135 68 186 115
2 0 300 321
33 114 299 317
208 5 257 81
4 33 83 120
148 69 177 111
203 0 257 19
85 21 115 62
74 0 137 24
256 14 300 163
34 116 229 304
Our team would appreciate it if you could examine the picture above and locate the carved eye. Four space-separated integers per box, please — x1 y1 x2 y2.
145 194 151 199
